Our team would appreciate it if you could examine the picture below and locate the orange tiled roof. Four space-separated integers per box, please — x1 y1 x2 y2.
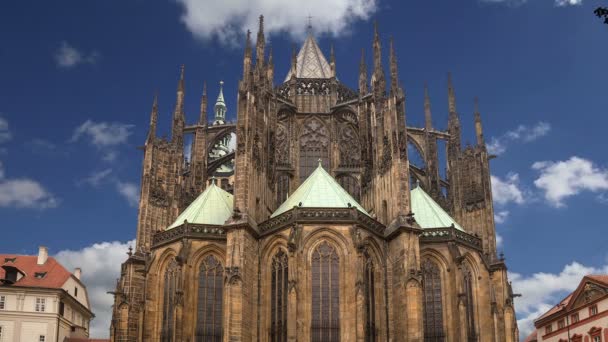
587 274 608 285
523 330 538 342
0 254 72 289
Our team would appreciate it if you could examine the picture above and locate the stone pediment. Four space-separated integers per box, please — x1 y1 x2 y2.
569 279 608 310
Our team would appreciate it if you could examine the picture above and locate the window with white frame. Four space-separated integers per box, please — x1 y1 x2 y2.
593 336 601 342
39 335 45 342
35 297 46 312
0 295 5 310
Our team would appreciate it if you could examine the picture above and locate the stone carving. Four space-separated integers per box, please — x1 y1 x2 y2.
275 124 290 167
225 266 242 286
252 132 262 171
287 225 302 253
296 79 329 95
267 130 276 187
150 179 169 207
379 135 392 175
339 125 361 167
300 118 329 149
336 83 358 103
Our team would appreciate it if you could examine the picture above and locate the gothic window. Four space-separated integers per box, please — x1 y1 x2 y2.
270 250 289 342
311 241 340 342
338 125 360 167
276 124 290 167
364 252 377 342
195 255 224 342
463 264 477 342
337 175 360 202
422 259 445 342
161 259 179 342
277 173 290 205
299 118 329 183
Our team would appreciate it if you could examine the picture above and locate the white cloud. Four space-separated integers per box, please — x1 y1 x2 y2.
532 156 608 207
78 169 113 187
71 120 133 147
0 116 11 143
487 122 550 155
175 0 378 44
227 132 236 152
495 233 504 248
512 261 608 338
116 181 139 207
494 210 509 224
54 41 99 68
55 239 135 338
555 0 582 6
491 173 525 205
0 178 59 209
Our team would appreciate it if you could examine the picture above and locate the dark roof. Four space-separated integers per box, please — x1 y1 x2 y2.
0 254 71 289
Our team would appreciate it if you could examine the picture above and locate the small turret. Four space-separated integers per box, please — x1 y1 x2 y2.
448 72 457 114
330 44 336 78
243 30 252 81
447 73 461 155
147 93 158 142
214 81 227 125
389 36 399 95
256 15 265 67
371 22 386 96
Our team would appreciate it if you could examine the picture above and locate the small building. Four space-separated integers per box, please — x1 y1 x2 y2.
531 275 608 341
0 246 94 341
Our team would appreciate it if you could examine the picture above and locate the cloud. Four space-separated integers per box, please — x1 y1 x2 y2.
480 0 581 6
116 181 139 207
494 210 509 224
491 173 525 205
54 41 99 68
55 239 135 338
555 0 582 6
512 261 608 338
487 122 550 155
175 0 378 44
0 178 59 209
71 120 133 147
532 156 608 207
495 233 504 248
0 116 11 143
78 169 113 187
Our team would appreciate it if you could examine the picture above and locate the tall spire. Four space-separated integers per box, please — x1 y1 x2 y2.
330 44 336 77
171 65 185 145
474 97 484 145
389 36 399 95
147 92 158 142
424 83 432 131
243 30 252 80
372 21 385 95
447 73 461 154
199 81 207 125
448 72 457 114
214 81 227 124
256 15 265 65
359 48 367 94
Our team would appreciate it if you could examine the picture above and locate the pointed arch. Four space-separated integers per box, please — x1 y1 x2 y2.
195 254 224 342
462 262 478 342
270 249 289 342
311 240 340 342
364 248 378 342
161 258 179 342
299 117 330 183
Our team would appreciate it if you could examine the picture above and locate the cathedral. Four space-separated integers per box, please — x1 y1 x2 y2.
109 16 519 342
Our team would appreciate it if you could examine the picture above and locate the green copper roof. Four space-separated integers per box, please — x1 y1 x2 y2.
410 185 464 231
215 81 226 108
166 182 233 229
271 162 369 218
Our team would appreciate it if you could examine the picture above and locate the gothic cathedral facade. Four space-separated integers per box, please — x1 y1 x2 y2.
110 17 519 342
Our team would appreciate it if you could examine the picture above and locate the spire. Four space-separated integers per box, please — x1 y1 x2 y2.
199 81 207 125
474 97 484 145
256 15 265 65
214 81 227 124
389 36 399 94
147 92 158 142
283 32 332 81
243 30 252 80
424 83 432 131
359 48 367 94
267 45 274 83
448 72 457 114
171 65 185 144
372 21 385 95
330 44 336 77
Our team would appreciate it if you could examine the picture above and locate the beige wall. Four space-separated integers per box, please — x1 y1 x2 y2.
538 297 608 341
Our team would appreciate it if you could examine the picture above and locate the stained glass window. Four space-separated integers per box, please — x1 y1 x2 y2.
161 259 179 342
422 259 445 342
195 255 224 342
299 119 329 183
311 241 340 341
270 250 289 342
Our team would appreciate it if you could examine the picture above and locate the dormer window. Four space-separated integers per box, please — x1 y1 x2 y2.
3 257 16 263
1 265 24 284
34 272 47 279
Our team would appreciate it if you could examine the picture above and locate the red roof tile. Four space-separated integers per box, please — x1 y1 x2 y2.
587 274 608 285
523 330 538 342
0 254 71 289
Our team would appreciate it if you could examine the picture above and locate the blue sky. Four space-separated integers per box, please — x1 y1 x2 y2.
1 0 607 338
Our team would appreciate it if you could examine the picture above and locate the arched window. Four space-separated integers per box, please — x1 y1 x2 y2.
270 250 289 342
161 259 179 342
277 173 290 205
311 241 340 341
337 175 360 202
364 252 377 342
422 258 445 342
463 264 477 342
299 118 329 183
195 255 224 342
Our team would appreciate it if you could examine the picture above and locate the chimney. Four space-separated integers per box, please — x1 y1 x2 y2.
74 268 82 280
37 246 48 265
